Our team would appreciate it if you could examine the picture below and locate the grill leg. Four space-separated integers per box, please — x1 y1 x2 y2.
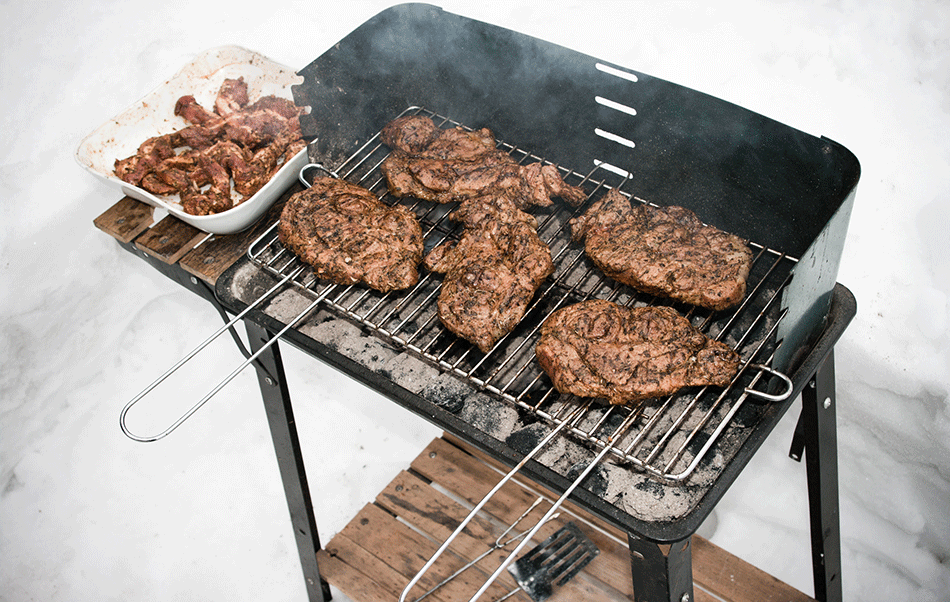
246 321 331 602
628 534 694 602
801 350 843 602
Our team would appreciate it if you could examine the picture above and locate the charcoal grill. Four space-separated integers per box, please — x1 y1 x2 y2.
111 4 859 602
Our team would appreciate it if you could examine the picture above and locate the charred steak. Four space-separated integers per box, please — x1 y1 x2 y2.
535 300 741 405
424 194 554 352
278 176 423 293
380 115 587 209
571 190 754 310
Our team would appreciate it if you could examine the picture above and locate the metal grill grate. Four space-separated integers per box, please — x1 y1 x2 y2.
247 107 798 482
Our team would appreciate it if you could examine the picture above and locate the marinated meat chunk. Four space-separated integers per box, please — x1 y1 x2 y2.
424 194 554 352
115 78 305 216
535 300 741 405
113 132 179 186
278 177 423 293
214 77 250 116
571 190 754 310
379 115 586 209
174 95 221 126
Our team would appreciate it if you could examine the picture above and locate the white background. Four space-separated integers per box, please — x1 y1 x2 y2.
1 1 948 601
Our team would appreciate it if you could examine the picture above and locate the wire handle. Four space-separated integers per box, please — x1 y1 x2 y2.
298 163 340 187
118 266 323 442
399 403 588 602
744 364 794 402
414 498 557 602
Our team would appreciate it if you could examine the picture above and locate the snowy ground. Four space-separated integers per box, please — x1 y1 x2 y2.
2 1 948 601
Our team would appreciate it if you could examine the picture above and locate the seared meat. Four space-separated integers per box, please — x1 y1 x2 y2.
380 114 442 152
278 177 423 293
424 194 554 352
115 77 305 216
535 300 741 405
571 190 754 310
380 115 587 209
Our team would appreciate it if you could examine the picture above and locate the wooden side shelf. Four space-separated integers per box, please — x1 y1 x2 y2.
319 436 815 602
93 186 300 286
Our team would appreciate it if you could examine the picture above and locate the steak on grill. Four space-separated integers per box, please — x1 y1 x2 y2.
278 176 423 293
571 190 754 310
535 300 741 405
380 115 587 209
424 194 554 352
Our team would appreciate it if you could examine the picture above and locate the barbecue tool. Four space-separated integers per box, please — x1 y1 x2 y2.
413 498 552 602
406 495 598 602
506 521 600 602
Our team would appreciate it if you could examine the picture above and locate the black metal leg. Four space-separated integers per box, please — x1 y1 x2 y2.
800 350 842 602
628 534 694 602
245 321 331 602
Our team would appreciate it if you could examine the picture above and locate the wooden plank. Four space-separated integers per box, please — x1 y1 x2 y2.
134 215 207 264
412 438 634 599
438 434 629 541
179 184 298 285
691 536 815 602
93 196 154 244
376 470 524 593
323 436 815 602
378 471 500 552
440 435 815 602
317 543 397 602
321 532 425 600
334 503 517 602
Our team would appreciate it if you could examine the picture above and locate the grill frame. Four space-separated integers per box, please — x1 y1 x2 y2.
246 106 799 486
215 2 859 544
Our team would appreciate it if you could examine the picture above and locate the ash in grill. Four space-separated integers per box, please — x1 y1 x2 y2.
238 107 799 523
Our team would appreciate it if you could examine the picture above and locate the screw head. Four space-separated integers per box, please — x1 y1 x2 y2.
680 594 691 602
823 397 832 409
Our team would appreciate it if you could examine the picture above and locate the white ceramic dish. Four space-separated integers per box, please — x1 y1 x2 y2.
76 45 307 234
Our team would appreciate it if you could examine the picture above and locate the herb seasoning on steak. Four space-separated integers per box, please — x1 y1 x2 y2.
424 194 554 352
278 177 423 293
379 115 587 209
535 300 741 405
571 190 754 310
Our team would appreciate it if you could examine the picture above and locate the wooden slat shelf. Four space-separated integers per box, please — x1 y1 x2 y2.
320 436 816 602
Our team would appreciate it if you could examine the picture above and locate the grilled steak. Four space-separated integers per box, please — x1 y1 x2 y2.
278 176 423 293
535 300 740 405
380 115 586 209
424 194 554 352
571 190 754 310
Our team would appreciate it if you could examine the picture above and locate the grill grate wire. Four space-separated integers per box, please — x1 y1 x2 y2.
247 107 798 483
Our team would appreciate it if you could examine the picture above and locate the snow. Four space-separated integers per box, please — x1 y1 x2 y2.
2 1 949 601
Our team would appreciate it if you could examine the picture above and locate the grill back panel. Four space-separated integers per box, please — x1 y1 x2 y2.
293 4 859 327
